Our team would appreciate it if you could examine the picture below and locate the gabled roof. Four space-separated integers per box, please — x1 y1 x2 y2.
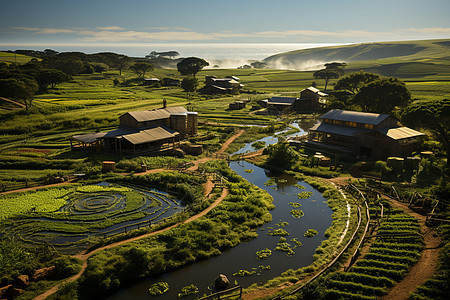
121 106 187 123
122 126 178 145
300 86 328 96
72 132 107 143
377 127 424 140
310 122 370 137
320 109 391 125
268 97 297 105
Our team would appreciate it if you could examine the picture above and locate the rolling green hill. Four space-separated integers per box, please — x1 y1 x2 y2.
0 51 38 64
264 39 450 77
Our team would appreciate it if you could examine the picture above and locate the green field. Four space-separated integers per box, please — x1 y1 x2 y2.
0 51 38 64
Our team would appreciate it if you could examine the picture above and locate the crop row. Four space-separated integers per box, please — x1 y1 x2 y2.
317 211 423 299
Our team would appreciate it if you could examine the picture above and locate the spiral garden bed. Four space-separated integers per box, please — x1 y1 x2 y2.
0 182 184 249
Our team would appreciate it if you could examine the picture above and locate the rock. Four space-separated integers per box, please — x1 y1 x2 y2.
14 275 29 289
214 274 230 290
0 285 12 299
4 286 24 299
32 266 56 282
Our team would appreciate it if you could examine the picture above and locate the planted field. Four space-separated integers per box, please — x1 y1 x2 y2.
318 210 423 300
0 183 184 249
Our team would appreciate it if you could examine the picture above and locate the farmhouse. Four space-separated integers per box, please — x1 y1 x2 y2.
71 102 198 155
202 75 244 94
306 109 424 160
266 87 328 114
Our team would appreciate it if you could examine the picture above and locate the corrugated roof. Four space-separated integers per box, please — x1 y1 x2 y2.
320 109 390 125
378 127 424 140
268 97 297 105
73 132 107 143
122 126 178 145
123 106 187 122
310 122 370 137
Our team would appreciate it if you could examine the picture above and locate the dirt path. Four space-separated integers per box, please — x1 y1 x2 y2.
0 179 76 195
33 186 229 300
32 127 244 300
380 197 441 300
217 129 244 155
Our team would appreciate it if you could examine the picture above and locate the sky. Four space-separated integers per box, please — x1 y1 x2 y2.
0 0 449 47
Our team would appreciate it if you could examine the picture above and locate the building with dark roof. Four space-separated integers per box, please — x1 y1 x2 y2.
202 75 244 94
71 102 198 155
266 87 328 114
306 109 424 160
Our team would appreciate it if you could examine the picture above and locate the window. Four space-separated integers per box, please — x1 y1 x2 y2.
364 124 374 129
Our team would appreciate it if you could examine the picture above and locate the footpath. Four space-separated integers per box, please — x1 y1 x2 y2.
31 129 244 300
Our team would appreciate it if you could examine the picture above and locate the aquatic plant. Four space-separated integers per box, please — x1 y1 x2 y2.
178 284 199 297
290 209 304 219
256 248 272 260
148 282 169 296
304 229 318 237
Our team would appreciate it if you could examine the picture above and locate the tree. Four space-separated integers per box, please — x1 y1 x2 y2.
314 62 346 90
36 69 71 90
43 56 84 75
250 61 267 69
402 99 450 167
334 71 381 94
181 76 199 92
177 57 209 77
352 77 411 113
146 51 180 59
313 69 341 91
264 139 298 170
0 78 38 110
130 62 154 81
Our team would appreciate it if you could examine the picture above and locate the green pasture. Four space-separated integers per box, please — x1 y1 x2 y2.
0 51 37 64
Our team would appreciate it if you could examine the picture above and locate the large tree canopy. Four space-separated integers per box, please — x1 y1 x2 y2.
181 76 199 92
352 77 411 114
177 57 209 77
36 69 72 90
313 62 346 90
0 78 38 110
334 71 381 94
402 99 450 167
130 62 154 81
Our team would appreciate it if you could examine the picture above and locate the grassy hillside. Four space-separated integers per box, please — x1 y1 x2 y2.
0 51 37 64
264 39 450 78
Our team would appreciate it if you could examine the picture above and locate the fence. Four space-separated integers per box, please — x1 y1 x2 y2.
197 286 242 300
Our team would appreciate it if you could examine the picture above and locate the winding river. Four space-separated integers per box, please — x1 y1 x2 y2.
107 159 332 299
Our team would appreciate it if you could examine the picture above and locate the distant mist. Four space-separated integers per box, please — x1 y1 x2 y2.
264 58 326 71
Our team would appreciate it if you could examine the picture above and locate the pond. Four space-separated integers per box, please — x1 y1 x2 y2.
107 161 333 300
231 118 318 155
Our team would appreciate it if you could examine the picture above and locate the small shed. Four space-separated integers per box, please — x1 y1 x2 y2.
102 161 116 172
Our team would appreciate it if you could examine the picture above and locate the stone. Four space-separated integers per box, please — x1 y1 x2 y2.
14 275 29 289
4 286 24 299
32 266 56 282
0 285 12 299
214 274 230 290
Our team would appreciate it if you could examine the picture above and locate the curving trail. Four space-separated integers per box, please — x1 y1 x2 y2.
31 129 244 300
33 185 228 300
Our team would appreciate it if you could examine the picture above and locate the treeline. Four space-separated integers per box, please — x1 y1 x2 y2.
0 51 136 110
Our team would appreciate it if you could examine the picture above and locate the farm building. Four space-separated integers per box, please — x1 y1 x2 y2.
202 75 244 94
305 109 424 160
266 87 328 114
71 102 198 155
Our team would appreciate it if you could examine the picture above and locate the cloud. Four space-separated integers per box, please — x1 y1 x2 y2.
10 26 450 42
12 26 75 34
399 27 450 34
96 26 124 31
